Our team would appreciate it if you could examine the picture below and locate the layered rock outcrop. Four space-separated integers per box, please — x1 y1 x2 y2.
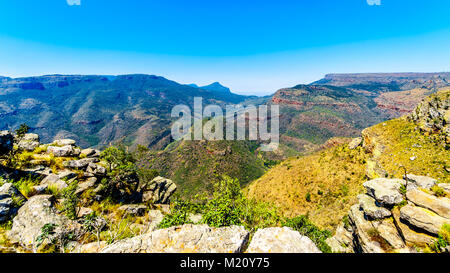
327 175 450 253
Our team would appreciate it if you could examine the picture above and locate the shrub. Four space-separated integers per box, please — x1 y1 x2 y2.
283 215 332 253
60 181 80 220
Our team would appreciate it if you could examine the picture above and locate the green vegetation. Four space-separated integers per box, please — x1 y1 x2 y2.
283 215 332 253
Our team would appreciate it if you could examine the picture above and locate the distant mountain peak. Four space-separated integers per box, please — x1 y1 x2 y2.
200 82 231 94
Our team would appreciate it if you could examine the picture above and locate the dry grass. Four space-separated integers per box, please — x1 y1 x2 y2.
244 144 368 231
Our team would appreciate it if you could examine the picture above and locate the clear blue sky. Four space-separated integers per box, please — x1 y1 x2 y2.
0 0 449 95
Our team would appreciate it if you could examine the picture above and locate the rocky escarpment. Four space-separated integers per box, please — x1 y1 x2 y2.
326 175 450 253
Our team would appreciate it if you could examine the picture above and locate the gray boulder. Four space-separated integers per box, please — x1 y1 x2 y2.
8 195 79 249
53 139 76 146
358 194 391 219
86 163 107 176
40 174 68 191
0 183 26 223
63 158 99 169
246 227 321 253
404 174 437 190
80 148 100 158
363 178 405 206
142 176 177 204
348 137 363 150
47 145 75 157
17 133 40 152
101 224 249 253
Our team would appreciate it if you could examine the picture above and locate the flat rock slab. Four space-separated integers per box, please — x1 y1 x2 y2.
406 189 450 219
363 178 405 206
400 205 450 235
348 205 385 253
392 207 435 247
246 227 321 253
358 194 391 219
405 174 437 190
101 224 249 253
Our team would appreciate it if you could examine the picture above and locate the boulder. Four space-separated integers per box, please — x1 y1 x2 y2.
325 223 355 253
358 194 391 220
63 158 99 169
363 178 405 206
40 174 68 191
400 205 450 235
101 224 249 253
7 195 79 249
246 227 321 253
86 163 107 176
57 170 78 181
80 148 100 158
406 189 450 219
0 183 26 223
371 218 405 249
53 139 76 146
75 177 97 195
392 207 435 247
118 204 147 217
47 145 75 157
404 174 437 190
17 133 40 152
147 210 164 230
348 205 385 253
73 241 107 253
348 137 362 150
142 176 177 204
0 131 13 156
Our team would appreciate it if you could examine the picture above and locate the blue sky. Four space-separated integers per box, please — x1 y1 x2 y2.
0 0 449 95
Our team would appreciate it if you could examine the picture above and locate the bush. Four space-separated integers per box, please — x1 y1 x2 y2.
61 181 80 220
158 199 194 229
283 215 332 253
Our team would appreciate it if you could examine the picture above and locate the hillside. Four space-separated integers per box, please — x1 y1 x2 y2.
245 89 450 231
0 74 250 149
138 139 268 199
268 73 449 155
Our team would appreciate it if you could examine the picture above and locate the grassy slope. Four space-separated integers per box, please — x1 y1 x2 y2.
245 116 450 231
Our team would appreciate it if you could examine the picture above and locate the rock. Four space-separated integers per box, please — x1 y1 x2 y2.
188 213 203 224
363 178 405 206
80 148 100 158
400 205 450 235
147 210 164 230
358 194 391 220
326 223 355 253
63 158 99 169
101 224 249 253
40 174 68 191
73 241 107 253
8 195 79 249
348 137 363 150
53 139 76 146
440 183 450 195
77 207 94 218
86 163 107 176
75 177 97 195
142 176 177 204
33 185 48 194
118 205 147 216
57 170 77 180
0 131 13 155
0 183 26 223
392 207 435 247
404 174 437 190
47 145 75 157
348 205 385 253
406 189 450 219
371 218 405 249
17 134 40 151
246 227 321 253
